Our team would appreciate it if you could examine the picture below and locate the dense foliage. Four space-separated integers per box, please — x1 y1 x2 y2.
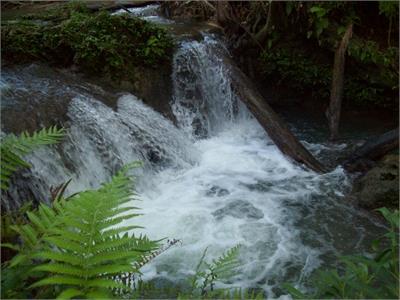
1 2 174 78
257 1 399 107
167 1 398 108
284 208 399 299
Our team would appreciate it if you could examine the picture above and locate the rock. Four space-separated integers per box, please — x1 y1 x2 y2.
206 186 229 197
350 154 399 209
212 200 264 220
96 63 175 122
161 1 215 22
343 128 399 172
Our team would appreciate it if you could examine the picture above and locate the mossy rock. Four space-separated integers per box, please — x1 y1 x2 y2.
351 154 399 209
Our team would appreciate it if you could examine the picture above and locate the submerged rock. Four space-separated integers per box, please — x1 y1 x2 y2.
351 154 399 209
206 186 229 197
212 200 264 220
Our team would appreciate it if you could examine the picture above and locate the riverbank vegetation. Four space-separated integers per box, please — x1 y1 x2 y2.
2 1 173 78
164 1 398 109
257 2 398 108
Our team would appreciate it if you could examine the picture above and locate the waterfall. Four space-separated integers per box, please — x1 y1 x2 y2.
2 71 196 210
1 29 384 297
171 34 249 139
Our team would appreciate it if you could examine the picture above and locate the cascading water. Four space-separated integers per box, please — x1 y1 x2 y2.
123 34 384 295
171 35 245 138
1 10 386 297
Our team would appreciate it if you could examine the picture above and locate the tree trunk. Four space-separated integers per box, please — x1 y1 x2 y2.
343 128 399 172
230 64 326 173
254 1 272 45
326 24 353 141
215 1 232 26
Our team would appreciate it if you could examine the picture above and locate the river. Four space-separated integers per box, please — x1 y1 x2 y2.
1 4 387 297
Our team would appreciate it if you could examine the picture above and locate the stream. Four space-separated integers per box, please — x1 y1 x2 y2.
1 5 387 297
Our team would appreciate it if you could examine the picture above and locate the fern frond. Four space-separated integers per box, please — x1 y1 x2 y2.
102 225 143 237
192 245 243 296
24 163 158 298
32 263 84 277
211 244 242 280
190 247 208 292
0 126 65 190
30 276 83 288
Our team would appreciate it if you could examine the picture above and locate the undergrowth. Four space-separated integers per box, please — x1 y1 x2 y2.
257 2 399 108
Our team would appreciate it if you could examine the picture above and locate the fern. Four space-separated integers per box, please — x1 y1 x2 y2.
4 163 159 299
209 244 242 280
189 245 242 297
0 126 65 190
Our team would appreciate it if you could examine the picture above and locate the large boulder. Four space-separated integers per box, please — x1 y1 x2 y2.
350 154 399 209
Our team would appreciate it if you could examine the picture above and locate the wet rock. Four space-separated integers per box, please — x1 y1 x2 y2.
99 63 175 121
1 63 119 134
244 181 273 192
350 154 399 209
212 200 264 220
161 1 215 22
206 185 229 197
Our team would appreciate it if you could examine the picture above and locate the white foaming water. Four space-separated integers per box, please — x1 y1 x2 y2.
112 4 173 24
122 34 384 296
172 34 248 139
23 94 196 201
2 31 384 297
131 118 339 295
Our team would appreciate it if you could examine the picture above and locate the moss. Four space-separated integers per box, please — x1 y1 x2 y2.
1 3 174 78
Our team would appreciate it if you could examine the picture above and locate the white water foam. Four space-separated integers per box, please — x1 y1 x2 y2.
128 116 351 296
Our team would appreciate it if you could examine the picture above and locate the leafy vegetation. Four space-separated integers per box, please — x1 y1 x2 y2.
0 127 65 190
1 2 174 78
1 163 159 299
260 48 331 100
258 1 399 107
284 208 399 299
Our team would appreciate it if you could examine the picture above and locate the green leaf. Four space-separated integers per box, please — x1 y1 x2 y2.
30 276 83 288
0 126 65 190
282 283 307 299
56 288 83 299
32 263 84 277
0 243 20 251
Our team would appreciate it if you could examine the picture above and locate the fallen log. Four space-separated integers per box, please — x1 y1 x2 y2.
229 64 326 173
343 128 399 172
